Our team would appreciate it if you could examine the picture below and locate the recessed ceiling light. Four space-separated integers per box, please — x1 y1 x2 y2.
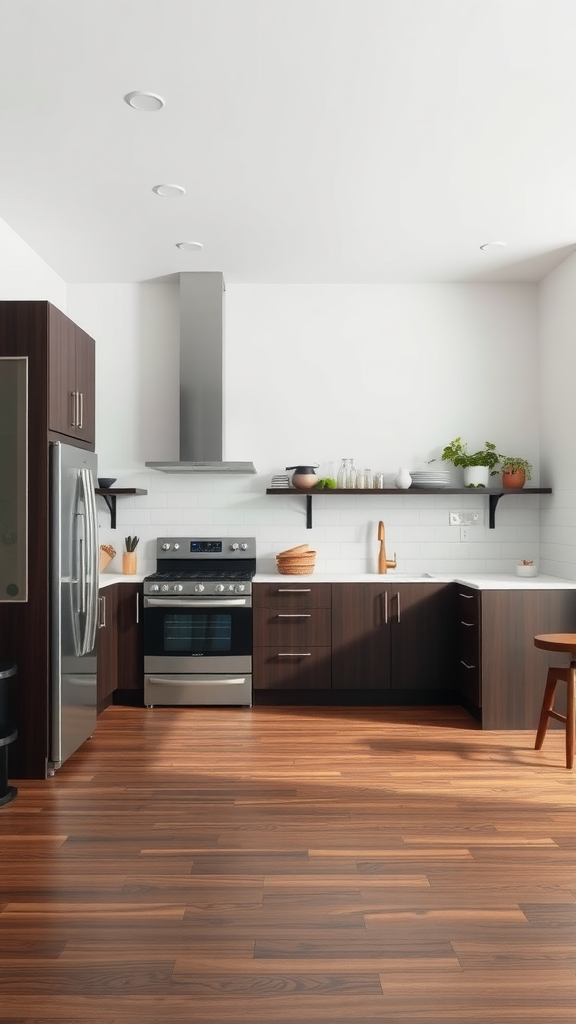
124 91 165 111
176 241 203 252
479 241 507 250
152 183 186 199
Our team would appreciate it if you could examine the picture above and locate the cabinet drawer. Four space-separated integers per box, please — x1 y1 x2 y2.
254 583 331 609
253 607 331 646
253 646 332 691
457 587 480 626
458 655 481 707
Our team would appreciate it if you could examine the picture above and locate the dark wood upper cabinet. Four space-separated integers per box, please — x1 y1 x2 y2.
48 305 95 448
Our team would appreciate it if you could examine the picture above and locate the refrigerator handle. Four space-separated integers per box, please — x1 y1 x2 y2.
79 469 99 656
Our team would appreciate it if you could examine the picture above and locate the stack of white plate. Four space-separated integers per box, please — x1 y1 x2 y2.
271 474 290 488
410 470 451 489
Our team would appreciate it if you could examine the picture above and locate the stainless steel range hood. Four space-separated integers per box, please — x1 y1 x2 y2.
146 272 256 474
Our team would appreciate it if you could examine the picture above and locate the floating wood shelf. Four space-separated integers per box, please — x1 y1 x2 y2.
95 488 147 530
265 487 552 530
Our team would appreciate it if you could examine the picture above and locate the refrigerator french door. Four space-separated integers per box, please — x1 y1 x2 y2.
49 442 99 772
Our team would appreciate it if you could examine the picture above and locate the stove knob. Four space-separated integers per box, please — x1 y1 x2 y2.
149 584 159 593
174 584 183 592
162 543 170 550
215 584 225 593
228 584 236 592
161 584 170 592
173 543 180 550
236 584 246 593
230 543 239 551
194 583 205 594
241 543 248 550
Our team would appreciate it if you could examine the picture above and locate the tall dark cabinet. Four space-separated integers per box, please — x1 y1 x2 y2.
0 301 96 778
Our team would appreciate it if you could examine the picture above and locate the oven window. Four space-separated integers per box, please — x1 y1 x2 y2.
164 612 232 653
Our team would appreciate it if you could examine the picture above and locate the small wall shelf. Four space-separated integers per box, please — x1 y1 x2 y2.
265 487 552 530
95 488 147 529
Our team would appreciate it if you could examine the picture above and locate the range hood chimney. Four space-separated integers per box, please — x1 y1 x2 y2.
146 272 256 474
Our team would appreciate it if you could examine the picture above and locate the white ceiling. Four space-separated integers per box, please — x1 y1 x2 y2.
2 0 576 285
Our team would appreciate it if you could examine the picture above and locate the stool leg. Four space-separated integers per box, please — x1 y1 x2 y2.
535 668 558 750
566 662 575 769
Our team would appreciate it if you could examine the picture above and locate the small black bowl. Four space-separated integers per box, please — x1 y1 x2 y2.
97 477 117 489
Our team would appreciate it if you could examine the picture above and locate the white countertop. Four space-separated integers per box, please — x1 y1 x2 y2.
254 572 576 590
98 570 576 591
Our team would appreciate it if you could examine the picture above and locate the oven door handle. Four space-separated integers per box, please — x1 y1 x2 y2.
143 596 251 608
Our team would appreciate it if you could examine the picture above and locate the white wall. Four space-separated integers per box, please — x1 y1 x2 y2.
539 251 576 579
0 216 66 307
65 280 543 576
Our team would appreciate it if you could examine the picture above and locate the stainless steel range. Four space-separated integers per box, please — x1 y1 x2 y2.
143 536 255 707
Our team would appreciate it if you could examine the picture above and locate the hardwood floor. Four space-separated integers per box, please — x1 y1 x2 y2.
1 703 576 1022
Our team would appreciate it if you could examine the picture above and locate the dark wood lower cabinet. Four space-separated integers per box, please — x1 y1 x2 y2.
462 588 576 730
331 582 455 702
115 582 143 702
97 586 118 713
96 582 143 713
253 581 455 706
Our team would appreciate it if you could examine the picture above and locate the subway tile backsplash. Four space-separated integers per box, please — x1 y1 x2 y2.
97 472 543 577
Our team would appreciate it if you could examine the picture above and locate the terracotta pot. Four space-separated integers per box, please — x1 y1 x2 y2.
502 466 526 489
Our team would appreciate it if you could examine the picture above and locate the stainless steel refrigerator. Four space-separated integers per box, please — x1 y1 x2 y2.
48 441 99 773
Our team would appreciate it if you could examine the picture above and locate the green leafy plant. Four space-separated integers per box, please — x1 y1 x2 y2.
441 438 500 474
315 477 337 489
499 455 532 481
124 535 139 552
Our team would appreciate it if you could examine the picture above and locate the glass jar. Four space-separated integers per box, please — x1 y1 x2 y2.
337 459 350 489
364 469 373 489
374 472 385 489
347 459 357 489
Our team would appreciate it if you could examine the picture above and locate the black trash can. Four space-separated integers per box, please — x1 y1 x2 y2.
0 661 18 805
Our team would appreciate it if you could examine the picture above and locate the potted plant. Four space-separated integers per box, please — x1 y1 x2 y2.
440 437 500 488
499 455 532 490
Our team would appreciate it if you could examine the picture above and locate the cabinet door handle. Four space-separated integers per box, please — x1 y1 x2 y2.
98 594 106 629
71 391 77 427
78 392 84 429
277 652 312 657
384 590 388 625
396 591 401 623
277 613 311 618
135 591 140 624
277 588 312 593
460 659 476 669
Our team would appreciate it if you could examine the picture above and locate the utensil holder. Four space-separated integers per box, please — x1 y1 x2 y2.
122 551 137 575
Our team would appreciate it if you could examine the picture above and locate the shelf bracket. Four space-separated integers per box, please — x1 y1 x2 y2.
488 493 503 529
306 494 313 529
98 493 117 529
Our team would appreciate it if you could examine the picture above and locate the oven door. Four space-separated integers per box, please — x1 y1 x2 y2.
143 594 252 674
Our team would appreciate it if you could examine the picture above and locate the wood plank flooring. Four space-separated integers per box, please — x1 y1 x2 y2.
1 703 576 1022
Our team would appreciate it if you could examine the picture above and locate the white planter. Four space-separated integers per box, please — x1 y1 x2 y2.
463 466 490 488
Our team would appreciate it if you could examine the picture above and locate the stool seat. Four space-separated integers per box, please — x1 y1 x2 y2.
533 635 576 768
534 634 576 654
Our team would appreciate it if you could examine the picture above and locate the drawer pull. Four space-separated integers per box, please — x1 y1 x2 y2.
277 652 312 657
459 592 474 599
461 621 474 627
277 588 312 593
460 660 476 669
277 613 312 618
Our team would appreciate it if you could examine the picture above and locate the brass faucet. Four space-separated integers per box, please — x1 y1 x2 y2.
378 520 397 574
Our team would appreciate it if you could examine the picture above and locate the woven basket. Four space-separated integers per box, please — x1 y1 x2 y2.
277 543 310 557
277 561 316 575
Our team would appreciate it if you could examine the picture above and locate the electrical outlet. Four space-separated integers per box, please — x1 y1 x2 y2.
460 527 471 541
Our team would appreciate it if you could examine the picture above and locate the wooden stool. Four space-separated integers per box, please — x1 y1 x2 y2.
533 635 576 769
